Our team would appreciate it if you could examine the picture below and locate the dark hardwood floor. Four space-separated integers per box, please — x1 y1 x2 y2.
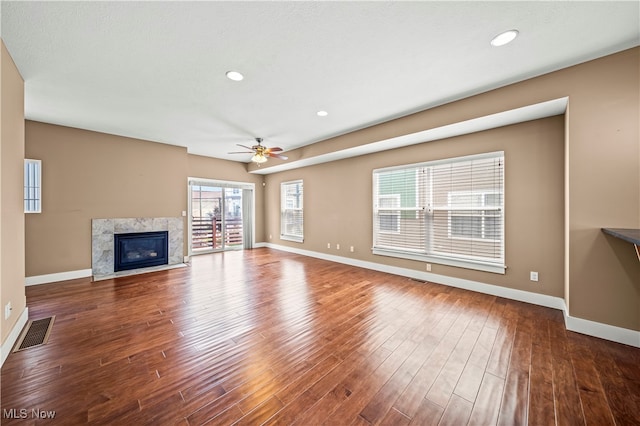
1 248 639 425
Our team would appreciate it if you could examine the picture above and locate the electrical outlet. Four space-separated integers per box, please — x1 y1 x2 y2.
530 271 539 282
327 243 331 249
336 244 340 250
350 246 354 253
426 263 432 272
4 302 11 320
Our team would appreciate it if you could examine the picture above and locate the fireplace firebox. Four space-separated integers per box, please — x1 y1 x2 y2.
114 231 169 272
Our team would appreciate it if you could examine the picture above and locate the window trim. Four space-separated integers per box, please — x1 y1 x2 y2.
280 179 304 243
371 246 506 274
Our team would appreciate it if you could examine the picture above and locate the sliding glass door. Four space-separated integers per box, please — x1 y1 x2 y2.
189 179 254 254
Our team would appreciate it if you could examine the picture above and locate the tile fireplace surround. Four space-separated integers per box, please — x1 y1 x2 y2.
92 217 184 280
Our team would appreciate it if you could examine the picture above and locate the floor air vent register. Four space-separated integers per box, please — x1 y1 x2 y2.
13 316 56 352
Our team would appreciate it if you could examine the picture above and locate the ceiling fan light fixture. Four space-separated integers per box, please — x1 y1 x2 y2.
226 71 244 81
490 29 519 47
229 137 285 164
251 153 268 164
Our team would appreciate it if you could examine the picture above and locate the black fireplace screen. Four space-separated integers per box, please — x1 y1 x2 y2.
114 231 169 272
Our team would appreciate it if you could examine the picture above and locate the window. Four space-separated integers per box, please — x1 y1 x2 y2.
378 195 401 233
281 180 303 242
448 191 502 241
24 159 42 213
373 152 505 273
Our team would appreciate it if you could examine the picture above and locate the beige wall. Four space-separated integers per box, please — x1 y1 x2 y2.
1 41 26 344
25 122 189 276
261 47 640 331
563 52 639 329
266 117 566 299
23 125 268 277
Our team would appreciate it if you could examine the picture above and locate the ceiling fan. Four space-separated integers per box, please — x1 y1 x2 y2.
229 137 288 164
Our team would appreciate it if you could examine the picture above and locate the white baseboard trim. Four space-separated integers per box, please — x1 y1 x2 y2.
265 243 564 309
25 269 93 286
265 243 639 348
564 312 640 348
253 242 269 248
1 307 29 367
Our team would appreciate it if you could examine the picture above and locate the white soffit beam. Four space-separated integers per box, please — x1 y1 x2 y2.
251 97 568 175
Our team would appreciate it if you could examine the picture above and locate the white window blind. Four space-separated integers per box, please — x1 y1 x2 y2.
24 159 42 213
373 152 505 273
281 180 303 242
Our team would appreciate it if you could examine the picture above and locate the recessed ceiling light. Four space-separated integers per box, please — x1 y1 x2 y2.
490 30 519 47
226 71 244 81
316 110 328 117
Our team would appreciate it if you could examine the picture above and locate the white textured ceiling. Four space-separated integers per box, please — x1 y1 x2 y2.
1 1 638 163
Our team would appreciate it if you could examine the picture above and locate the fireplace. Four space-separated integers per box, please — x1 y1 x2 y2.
114 231 169 272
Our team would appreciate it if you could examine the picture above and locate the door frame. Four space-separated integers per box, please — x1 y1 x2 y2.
187 177 255 256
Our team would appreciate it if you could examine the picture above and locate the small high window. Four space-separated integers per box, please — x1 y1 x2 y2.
24 159 42 213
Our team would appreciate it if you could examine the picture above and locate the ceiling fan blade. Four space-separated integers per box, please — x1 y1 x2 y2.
236 144 255 151
267 153 288 160
229 138 288 161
